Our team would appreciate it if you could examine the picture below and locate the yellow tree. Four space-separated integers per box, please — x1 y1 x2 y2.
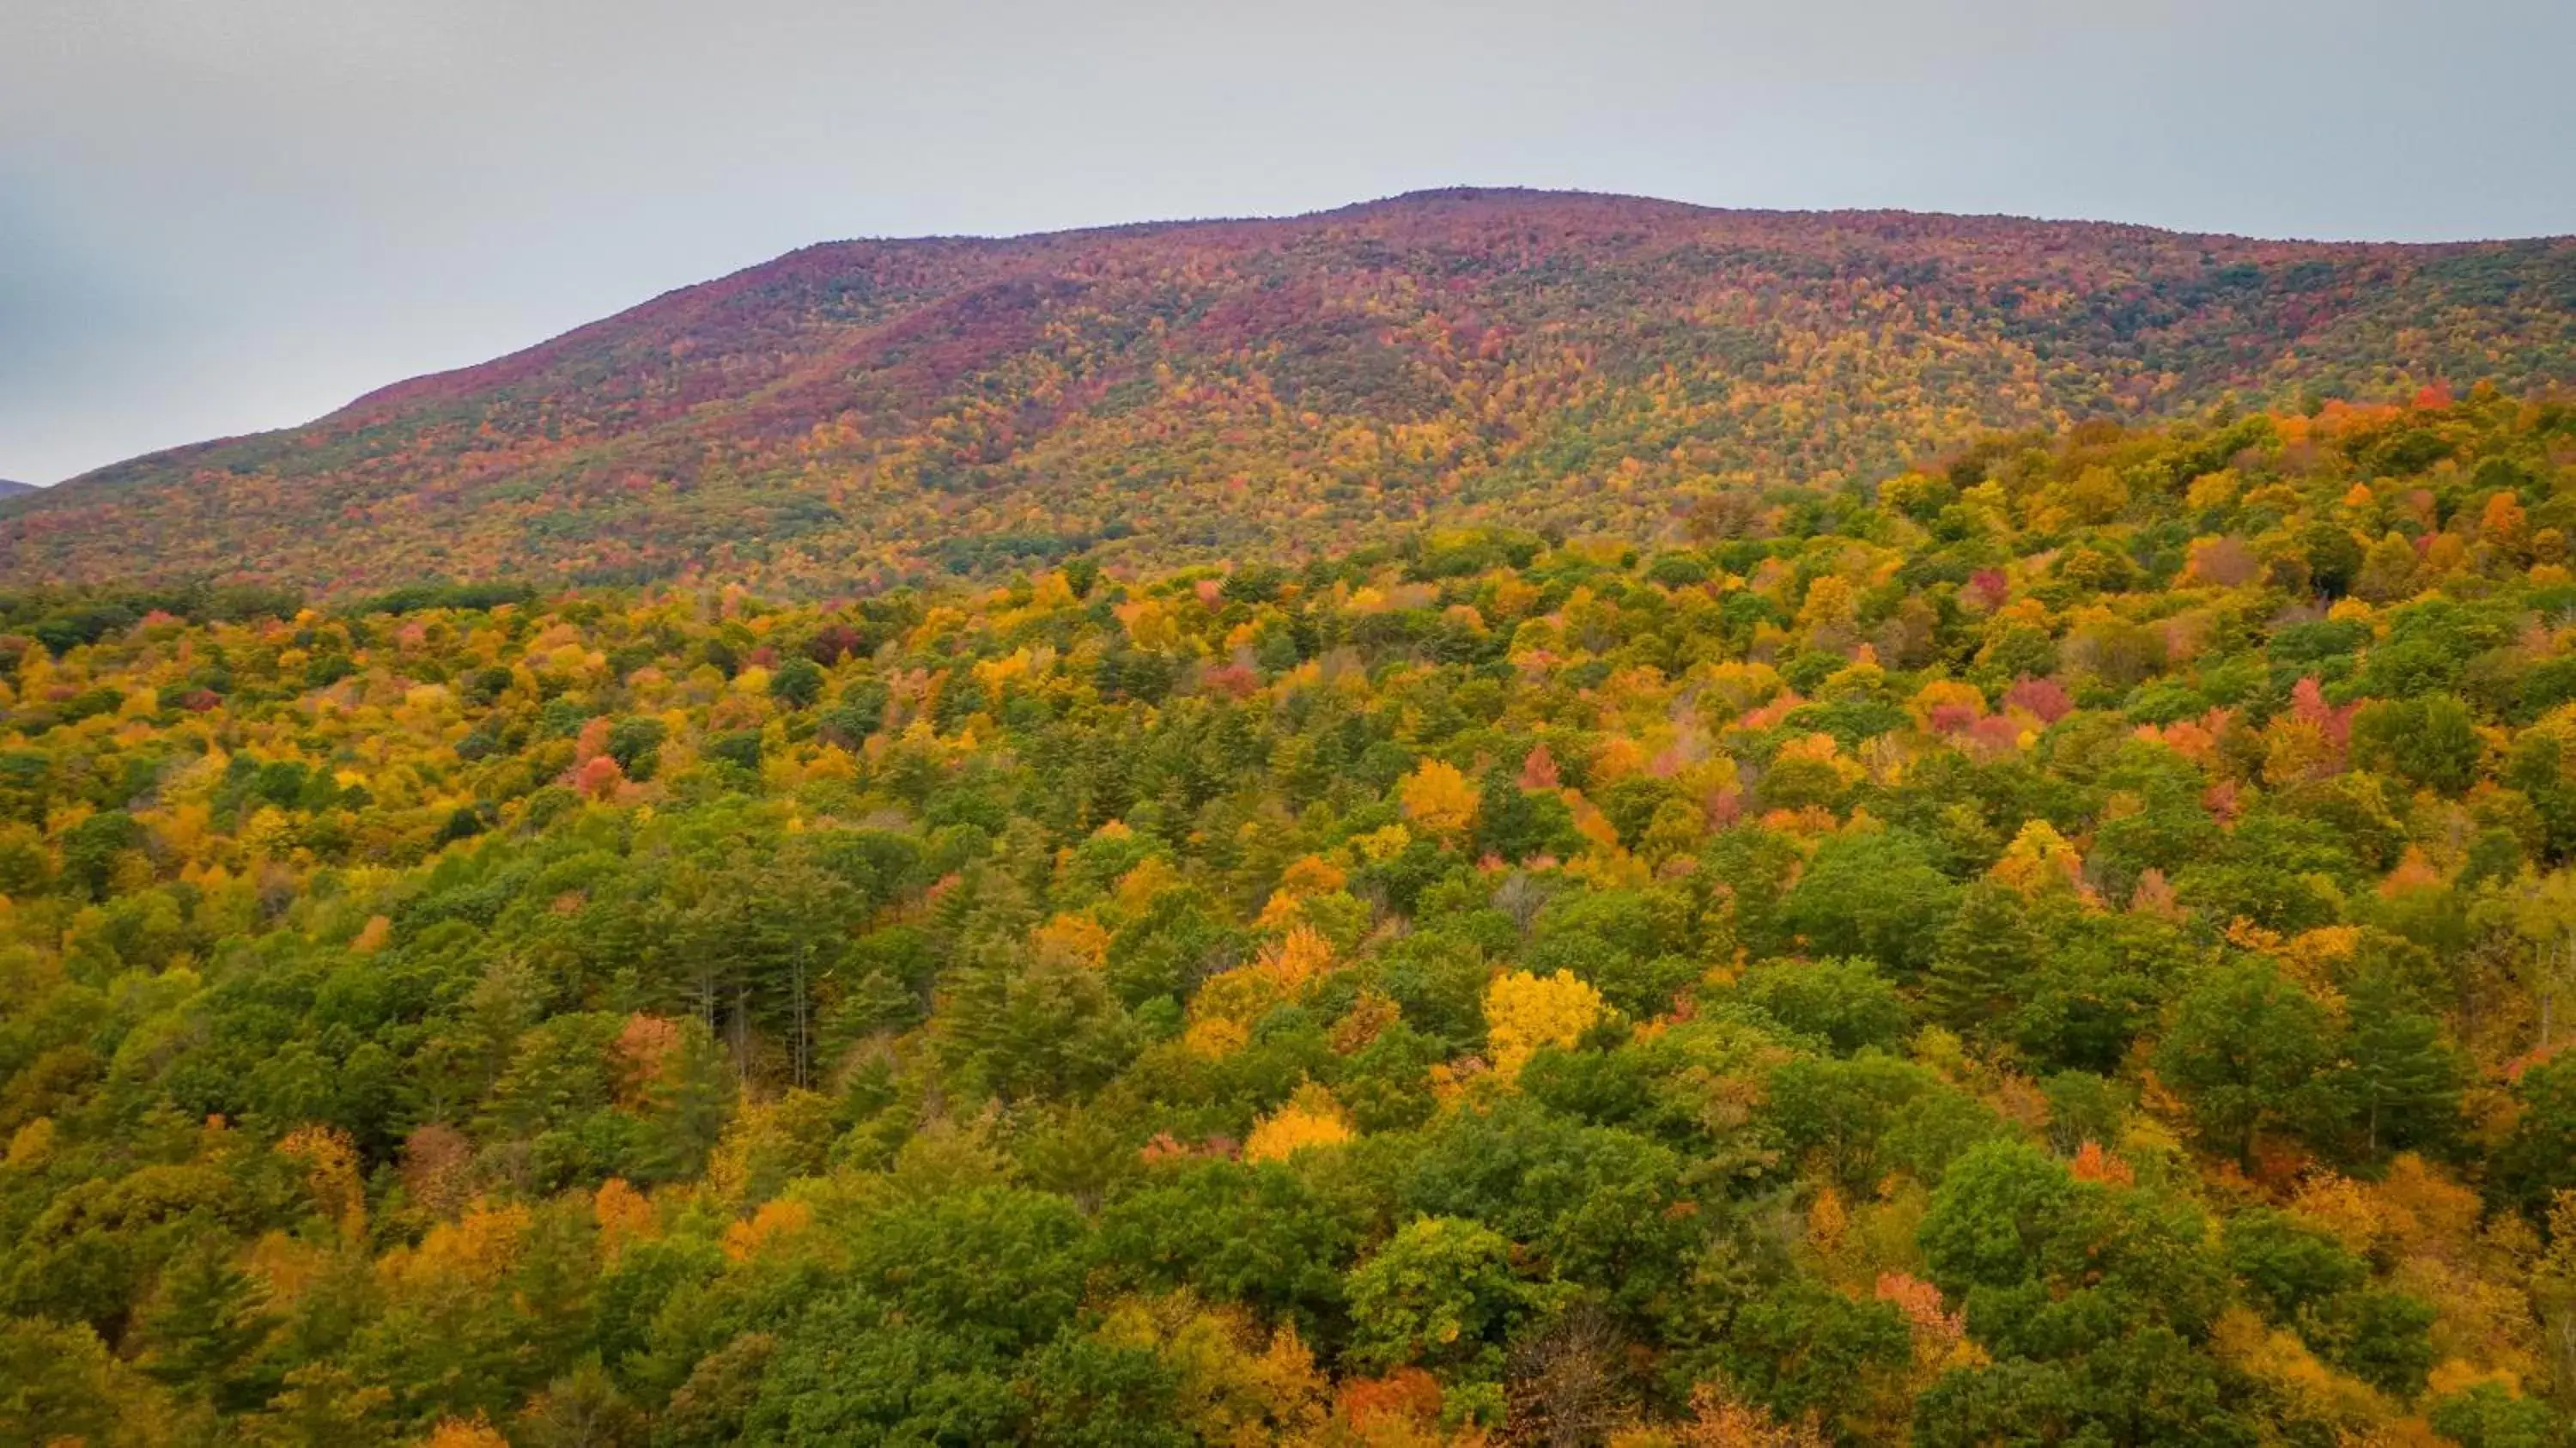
1485 970 1607 1080
1988 820 2087 902
422 1416 510 1448
2506 868 2576 1049
1400 759 1479 839
1245 1082 1356 1163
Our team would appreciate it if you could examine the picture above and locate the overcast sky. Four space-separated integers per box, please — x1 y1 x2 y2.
3 0 2572 487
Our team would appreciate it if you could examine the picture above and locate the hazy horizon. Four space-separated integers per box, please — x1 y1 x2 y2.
7 0 2573 488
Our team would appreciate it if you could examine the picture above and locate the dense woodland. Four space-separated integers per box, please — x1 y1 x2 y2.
9 392 2576 1445
5 189 2574 594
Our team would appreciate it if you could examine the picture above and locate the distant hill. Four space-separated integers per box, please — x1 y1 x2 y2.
6 187 2573 593
0 480 36 498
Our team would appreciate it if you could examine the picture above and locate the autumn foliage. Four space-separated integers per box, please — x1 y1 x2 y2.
4 393 2576 1442
7 192 2574 597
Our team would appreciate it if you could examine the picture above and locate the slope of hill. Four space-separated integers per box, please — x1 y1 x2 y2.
0 480 36 498
9 396 2576 1445
6 188 2573 593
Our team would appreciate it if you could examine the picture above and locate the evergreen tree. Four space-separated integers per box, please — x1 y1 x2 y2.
2330 964 2464 1159
135 1233 281 1413
1925 880 2043 1039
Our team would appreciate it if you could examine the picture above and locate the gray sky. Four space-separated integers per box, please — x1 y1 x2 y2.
4 0 2572 488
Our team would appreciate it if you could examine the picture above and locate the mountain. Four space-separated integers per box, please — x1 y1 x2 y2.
0 480 36 498
13 395 2576 1447
7 187 2573 594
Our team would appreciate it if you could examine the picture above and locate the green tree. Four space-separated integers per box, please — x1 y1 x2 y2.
2304 1288 2437 1397
1918 1140 2076 1294
2498 1055 2576 1217
1777 828 1960 976
1740 956 1910 1054
2329 965 2462 1159
2349 694 2481 794
1924 880 2044 1037
2427 1383 2567 1448
768 657 827 710
2222 1209 2365 1321
1098 1161 1359 1331
2154 961 2341 1167
744 1315 1020 1446
605 716 668 781
1345 1216 1539 1379
0 1316 167 1448
1020 1335 1192 1448
133 1233 280 1412
1716 1281 1911 1440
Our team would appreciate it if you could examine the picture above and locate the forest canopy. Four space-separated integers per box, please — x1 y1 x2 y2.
9 189 2576 597
5 390 2576 1445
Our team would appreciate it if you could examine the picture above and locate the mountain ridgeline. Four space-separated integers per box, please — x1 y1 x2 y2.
4 189 2573 593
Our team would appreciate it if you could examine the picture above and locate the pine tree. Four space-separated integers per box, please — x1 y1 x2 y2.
2332 965 2463 1159
136 1234 279 1412
640 1019 737 1182
1924 881 2042 1039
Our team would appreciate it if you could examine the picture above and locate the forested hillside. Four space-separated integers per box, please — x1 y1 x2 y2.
3 189 2573 593
6 392 2576 1445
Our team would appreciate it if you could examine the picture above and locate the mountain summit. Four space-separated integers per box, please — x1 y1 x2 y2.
7 189 2572 593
